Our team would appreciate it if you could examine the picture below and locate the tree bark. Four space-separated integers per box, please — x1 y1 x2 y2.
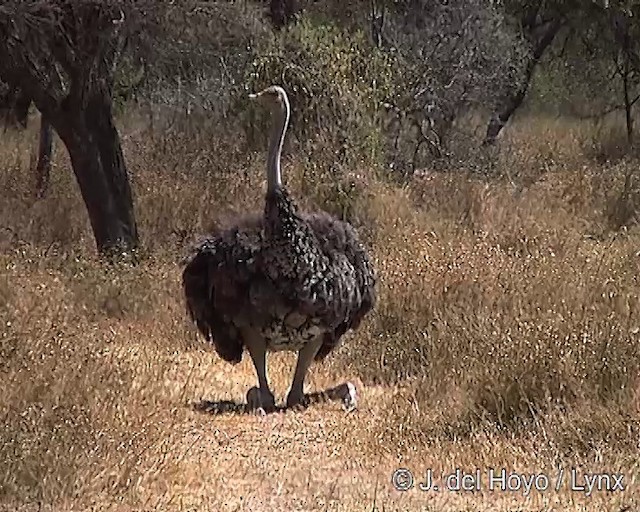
269 0 299 30
622 55 634 144
483 60 537 146
34 116 53 198
52 91 139 256
370 0 385 48
483 18 564 146
2 85 31 129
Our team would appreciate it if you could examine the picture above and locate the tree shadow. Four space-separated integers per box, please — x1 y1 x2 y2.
191 383 356 416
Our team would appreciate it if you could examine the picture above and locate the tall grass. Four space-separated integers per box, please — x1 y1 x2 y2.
1 111 639 510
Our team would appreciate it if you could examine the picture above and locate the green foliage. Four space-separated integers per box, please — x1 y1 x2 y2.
244 18 396 169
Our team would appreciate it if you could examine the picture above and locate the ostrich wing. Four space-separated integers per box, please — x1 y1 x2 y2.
302 212 377 360
182 218 264 363
182 212 376 362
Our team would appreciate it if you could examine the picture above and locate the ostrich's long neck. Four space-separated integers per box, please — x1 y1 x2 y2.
267 98 290 193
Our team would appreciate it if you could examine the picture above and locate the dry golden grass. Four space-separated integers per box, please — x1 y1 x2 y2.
1 113 639 511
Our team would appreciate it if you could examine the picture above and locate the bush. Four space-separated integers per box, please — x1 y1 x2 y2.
245 18 396 170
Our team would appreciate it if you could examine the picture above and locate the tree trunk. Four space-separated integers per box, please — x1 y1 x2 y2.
370 0 385 48
53 91 138 256
483 60 537 146
2 86 31 129
269 0 299 30
483 18 563 146
622 56 634 144
34 116 53 198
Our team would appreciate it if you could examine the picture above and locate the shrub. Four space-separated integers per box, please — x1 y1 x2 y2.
244 18 396 170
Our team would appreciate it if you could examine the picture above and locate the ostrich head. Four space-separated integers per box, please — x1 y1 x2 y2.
249 85 291 193
249 85 289 111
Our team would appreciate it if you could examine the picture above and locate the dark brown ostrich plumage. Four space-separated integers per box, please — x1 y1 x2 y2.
181 85 376 413
182 188 376 362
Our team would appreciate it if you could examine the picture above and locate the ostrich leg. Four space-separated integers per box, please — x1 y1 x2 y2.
244 331 276 414
286 337 358 411
286 337 323 408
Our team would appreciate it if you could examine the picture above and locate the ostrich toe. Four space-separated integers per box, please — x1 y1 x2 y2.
285 389 309 409
246 386 276 415
338 381 358 412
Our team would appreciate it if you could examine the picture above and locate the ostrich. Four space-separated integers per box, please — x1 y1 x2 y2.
182 85 376 414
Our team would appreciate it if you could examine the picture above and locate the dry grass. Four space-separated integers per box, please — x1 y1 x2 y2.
1 112 639 512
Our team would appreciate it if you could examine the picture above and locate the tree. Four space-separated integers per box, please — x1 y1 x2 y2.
269 0 300 29
482 0 567 145
33 117 53 199
608 6 640 142
0 83 30 128
0 80 54 199
481 0 635 145
0 0 149 257
380 0 528 170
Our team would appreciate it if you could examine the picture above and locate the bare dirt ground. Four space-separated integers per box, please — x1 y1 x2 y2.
1 115 639 511
3 338 637 512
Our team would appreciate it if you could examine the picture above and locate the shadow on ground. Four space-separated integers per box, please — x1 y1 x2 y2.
191 384 357 415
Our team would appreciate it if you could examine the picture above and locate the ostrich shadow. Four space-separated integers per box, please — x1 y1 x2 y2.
191 383 357 416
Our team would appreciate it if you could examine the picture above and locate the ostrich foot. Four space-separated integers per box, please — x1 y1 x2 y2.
286 382 358 412
285 389 310 410
336 381 358 412
246 386 276 415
